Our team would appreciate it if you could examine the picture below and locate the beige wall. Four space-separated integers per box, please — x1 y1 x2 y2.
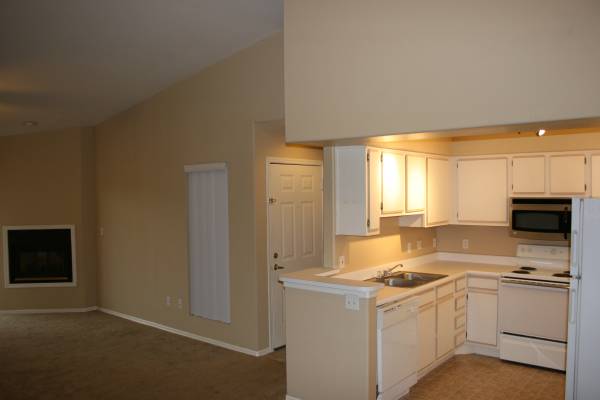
253 120 323 348
284 0 600 143
0 127 97 310
95 34 284 351
285 288 376 400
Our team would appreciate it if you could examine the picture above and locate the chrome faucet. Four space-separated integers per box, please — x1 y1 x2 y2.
376 263 405 279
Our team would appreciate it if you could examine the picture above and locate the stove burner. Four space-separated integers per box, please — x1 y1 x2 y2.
553 273 571 278
520 266 537 271
512 270 530 274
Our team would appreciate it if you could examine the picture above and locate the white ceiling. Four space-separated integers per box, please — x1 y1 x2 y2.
0 0 283 136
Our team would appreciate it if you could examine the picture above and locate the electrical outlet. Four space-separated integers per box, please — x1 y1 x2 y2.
417 240 422 250
462 239 469 250
433 238 437 248
166 296 171 307
338 256 346 269
177 298 183 309
345 294 360 311
407 242 412 253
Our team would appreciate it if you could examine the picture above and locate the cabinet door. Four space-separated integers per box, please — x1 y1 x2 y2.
406 155 426 213
512 156 546 194
436 295 455 358
418 304 436 370
549 154 587 195
381 151 405 215
457 158 508 224
368 148 382 233
335 146 380 235
591 154 600 198
426 158 450 226
466 291 498 346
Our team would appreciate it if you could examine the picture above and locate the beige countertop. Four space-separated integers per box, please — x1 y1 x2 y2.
280 259 516 306
370 261 514 306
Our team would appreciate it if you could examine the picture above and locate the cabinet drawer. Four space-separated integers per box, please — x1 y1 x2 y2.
455 295 466 311
455 331 466 347
455 277 466 292
468 276 498 290
455 314 466 330
418 289 436 307
437 282 454 299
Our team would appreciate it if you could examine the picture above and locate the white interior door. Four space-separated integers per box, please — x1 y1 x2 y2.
268 162 323 349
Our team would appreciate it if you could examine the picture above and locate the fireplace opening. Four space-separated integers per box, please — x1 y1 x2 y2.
4 226 75 286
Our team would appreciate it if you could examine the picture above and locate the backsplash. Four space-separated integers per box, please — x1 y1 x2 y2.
335 218 437 271
436 225 569 257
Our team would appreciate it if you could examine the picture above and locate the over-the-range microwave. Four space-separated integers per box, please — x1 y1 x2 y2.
510 198 571 241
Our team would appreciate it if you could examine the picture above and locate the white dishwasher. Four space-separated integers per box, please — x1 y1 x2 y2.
377 298 419 400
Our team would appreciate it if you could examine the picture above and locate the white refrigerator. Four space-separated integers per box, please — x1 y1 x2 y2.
566 198 600 400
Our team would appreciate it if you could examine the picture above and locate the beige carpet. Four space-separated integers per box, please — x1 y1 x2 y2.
0 311 286 400
0 312 565 400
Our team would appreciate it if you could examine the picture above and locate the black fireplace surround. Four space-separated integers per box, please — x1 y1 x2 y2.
6 228 74 285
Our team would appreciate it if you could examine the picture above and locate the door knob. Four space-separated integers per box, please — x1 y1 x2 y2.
274 264 286 271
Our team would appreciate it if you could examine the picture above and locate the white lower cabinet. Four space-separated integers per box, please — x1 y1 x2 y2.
436 295 455 358
466 290 498 346
417 304 436 370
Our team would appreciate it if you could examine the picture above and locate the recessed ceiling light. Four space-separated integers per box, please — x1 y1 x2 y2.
537 129 546 137
22 121 38 127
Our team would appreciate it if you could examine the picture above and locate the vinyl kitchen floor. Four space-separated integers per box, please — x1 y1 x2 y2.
405 354 566 400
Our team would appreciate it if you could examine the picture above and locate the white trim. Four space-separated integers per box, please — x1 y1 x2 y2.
266 157 322 167
266 157 324 351
184 162 227 173
0 306 97 314
455 341 501 358
286 395 302 400
280 277 382 299
3 225 77 288
98 307 271 357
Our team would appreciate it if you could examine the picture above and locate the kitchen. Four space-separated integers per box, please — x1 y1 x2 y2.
278 129 600 400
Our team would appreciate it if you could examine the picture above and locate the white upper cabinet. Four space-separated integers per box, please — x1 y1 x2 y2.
549 154 587 195
381 151 405 216
335 146 381 235
427 157 451 226
406 155 426 214
512 156 546 195
592 154 600 198
457 158 508 225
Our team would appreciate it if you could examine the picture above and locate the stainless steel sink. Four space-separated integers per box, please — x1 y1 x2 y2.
367 271 447 288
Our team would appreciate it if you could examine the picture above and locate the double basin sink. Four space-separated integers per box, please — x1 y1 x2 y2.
367 271 448 288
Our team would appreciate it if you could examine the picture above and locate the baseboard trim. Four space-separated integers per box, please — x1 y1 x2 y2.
455 341 500 358
286 395 302 400
98 307 271 358
0 306 98 314
417 350 455 379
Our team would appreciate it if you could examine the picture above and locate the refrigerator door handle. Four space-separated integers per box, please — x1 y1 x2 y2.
571 228 579 278
569 280 578 324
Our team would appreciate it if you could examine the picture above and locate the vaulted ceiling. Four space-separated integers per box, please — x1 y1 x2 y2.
0 0 283 136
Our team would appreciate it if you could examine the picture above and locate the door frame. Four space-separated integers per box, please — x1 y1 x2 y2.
266 157 323 351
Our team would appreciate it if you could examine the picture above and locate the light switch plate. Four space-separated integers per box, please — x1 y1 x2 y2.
417 240 422 250
345 294 359 311
407 242 412 253
462 239 469 250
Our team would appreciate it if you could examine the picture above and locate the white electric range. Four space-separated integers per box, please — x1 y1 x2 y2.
499 244 571 370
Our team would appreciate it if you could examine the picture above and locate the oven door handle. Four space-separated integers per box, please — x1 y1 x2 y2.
501 280 570 290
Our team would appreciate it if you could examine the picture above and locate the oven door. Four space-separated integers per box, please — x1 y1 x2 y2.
510 203 571 240
500 279 569 342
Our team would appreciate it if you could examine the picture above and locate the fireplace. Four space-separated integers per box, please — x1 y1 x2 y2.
3 226 76 287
